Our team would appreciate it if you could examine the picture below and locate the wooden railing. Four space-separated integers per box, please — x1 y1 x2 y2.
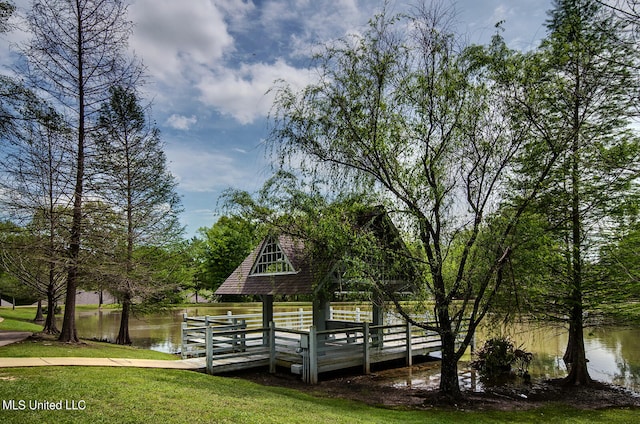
181 310 471 384
298 322 450 383
181 310 312 358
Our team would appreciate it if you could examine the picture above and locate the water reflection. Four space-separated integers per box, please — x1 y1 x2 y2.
389 324 640 393
62 305 640 392
63 303 310 354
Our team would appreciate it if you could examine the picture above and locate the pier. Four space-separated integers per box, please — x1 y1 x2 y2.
181 308 468 384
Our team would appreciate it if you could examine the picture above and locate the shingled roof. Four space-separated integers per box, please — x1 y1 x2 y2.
215 234 328 296
215 206 416 297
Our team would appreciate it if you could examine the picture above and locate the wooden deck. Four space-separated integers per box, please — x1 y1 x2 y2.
181 311 468 383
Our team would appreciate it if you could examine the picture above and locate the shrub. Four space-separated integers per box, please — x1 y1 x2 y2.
470 336 533 383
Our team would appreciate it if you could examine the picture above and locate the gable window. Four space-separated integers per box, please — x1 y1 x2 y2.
251 236 296 275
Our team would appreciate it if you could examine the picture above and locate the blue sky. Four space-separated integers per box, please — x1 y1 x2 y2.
1 0 552 237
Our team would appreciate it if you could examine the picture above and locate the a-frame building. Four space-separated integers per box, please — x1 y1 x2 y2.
215 207 416 332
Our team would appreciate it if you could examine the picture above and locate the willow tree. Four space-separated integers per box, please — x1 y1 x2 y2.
21 0 142 342
268 4 557 399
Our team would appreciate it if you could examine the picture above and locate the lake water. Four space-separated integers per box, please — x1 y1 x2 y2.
64 303 640 392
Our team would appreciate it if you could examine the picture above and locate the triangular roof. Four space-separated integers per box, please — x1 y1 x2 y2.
215 234 324 296
215 206 416 297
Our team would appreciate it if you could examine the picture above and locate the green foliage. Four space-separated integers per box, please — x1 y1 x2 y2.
471 337 533 383
257 4 569 398
92 87 184 296
192 215 260 295
596 221 640 318
500 1 640 385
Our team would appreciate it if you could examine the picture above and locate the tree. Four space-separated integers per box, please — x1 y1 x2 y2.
0 96 72 333
94 86 183 345
0 220 67 331
192 215 259 299
597 221 640 309
513 0 640 386
265 4 557 399
21 0 142 342
0 1 14 33
0 1 21 138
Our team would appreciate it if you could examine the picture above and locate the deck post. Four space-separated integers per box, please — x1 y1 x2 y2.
300 333 309 383
180 322 187 359
406 322 412 367
309 326 318 384
262 295 274 343
269 321 276 374
363 322 370 374
231 318 238 351
205 326 213 374
372 302 384 348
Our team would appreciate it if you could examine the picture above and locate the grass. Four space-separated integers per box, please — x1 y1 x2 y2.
0 366 638 424
0 336 178 359
0 307 45 332
1 306 639 423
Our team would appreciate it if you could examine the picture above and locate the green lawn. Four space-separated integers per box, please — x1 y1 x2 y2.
0 307 45 332
0 366 638 424
0 336 178 359
1 306 639 423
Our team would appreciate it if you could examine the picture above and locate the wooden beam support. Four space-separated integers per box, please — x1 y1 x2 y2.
363 322 370 374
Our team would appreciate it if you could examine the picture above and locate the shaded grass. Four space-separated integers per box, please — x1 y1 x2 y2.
0 367 638 424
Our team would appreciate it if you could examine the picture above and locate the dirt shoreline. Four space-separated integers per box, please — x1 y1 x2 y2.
233 367 640 411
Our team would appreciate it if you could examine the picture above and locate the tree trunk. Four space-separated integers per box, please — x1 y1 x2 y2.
58 127 82 342
439 328 461 401
561 84 591 385
562 299 592 385
116 292 132 345
58 279 78 342
43 288 59 335
33 299 44 323
34 300 44 323
59 0 85 344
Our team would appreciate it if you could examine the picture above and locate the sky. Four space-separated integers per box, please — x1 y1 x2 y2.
1 0 553 238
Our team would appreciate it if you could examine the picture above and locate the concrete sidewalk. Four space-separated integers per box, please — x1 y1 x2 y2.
0 356 206 370
0 317 205 371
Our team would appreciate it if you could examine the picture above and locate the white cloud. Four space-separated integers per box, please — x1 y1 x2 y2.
166 114 197 131
130 0 236 81
129 0 371 125
196 59 316 124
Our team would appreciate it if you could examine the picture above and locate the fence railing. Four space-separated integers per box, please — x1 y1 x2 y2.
181 309 471 384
